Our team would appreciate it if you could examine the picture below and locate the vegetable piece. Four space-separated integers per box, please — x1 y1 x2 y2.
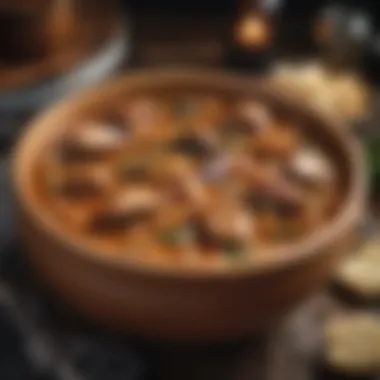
323 313 380 375
158 225 195 246
90 186 160 231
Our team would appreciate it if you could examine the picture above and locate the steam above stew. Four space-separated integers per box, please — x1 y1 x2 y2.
34 93 340 268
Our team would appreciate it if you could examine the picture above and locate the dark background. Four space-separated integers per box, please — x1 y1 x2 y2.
125 0 380 18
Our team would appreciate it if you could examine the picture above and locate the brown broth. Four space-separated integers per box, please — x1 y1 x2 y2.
33 93 341 267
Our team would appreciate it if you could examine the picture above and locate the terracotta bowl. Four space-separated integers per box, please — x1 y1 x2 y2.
11 70 366 342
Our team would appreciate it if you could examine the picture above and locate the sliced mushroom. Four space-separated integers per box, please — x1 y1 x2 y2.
169 130 220 159
90 186 160 232
286 147 335 189
61 121 126 160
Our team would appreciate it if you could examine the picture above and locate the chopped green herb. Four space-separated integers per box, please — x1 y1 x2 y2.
224 243 245 259
158 226 194 246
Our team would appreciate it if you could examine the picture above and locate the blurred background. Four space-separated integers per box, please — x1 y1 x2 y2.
0 1 379 380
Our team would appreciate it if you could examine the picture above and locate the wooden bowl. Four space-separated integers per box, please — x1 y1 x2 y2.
11 69 366 342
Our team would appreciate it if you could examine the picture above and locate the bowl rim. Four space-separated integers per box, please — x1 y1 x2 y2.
11 68 367 281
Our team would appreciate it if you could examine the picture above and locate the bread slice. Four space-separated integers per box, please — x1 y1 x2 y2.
324 313 380 375
335 239 380 302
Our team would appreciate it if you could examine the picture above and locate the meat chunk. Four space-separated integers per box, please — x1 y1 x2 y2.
90 186 160 231
229 155 279 187
252 126 299 158
154 156 208 209
196 198 254 250
237 158 305 217
286 147 335 189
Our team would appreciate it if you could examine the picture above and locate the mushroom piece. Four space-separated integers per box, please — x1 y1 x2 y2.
169 130 220 159
61 121 126 159
90 186 160 231
323 313 380 375
286 147 335 189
